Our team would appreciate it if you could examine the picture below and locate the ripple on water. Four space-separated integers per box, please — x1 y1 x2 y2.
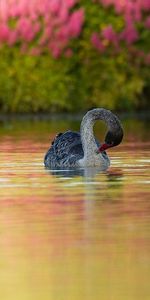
0 126 150 300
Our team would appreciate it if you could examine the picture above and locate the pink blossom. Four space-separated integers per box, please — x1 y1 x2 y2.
49 0 60 14
57 26 70 40
65 0 77 9
102 25 118 46
59 4 69 23
33 22 41 34
17 18 35 42
8 30 18 45
0 23 10 42
133 3 142 21
50 43 61 58
120 23 139 44
91 33 105 52
68 8 84 37
142 0 150 10
0 0 8 21
9 6 21 19
0 0 84 56
0 0 149 59
100 0 150 20
39 26 53 46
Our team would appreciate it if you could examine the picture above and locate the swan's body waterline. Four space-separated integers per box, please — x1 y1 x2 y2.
44 108 123 169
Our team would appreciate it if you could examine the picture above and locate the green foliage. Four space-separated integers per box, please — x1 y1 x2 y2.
0 47 73 112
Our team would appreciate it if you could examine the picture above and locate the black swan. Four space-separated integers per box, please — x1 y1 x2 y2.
44 108 123 168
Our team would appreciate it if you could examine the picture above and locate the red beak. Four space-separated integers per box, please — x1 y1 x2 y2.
98 143 111 152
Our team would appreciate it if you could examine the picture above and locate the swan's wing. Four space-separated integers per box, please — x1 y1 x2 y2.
44 131 84 168
53 131 83 158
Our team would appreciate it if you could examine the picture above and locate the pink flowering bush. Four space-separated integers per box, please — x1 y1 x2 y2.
0 0 84 57
91 0 150 64
0 0 149 112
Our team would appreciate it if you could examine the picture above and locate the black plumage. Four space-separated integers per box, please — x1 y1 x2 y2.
44 131 84 168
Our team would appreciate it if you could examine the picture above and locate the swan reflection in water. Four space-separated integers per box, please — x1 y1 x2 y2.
46 165 123 181
46 165 109 178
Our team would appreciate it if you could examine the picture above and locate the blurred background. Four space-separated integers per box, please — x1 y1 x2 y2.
0 2 150 300
0 0 150 114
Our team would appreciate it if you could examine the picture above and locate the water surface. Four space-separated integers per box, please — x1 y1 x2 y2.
0 117 150 300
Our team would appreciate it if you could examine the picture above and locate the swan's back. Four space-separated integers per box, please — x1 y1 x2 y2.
44 131 84 168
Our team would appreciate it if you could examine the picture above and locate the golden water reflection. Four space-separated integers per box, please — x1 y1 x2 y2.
0 119 150 300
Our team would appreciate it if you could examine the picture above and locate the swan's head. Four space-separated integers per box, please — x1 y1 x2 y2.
98 129 123 153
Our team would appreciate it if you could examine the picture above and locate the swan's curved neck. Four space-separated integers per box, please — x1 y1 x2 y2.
80 114 96 159
80 108 122 163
